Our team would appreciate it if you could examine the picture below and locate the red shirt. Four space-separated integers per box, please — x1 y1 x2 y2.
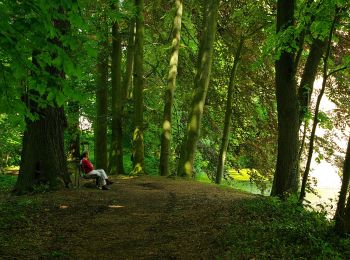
81 158 94 174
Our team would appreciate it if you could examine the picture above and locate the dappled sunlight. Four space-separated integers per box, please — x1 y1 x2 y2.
162 120 171 140
118 175 137 180
184 161 192 175
189 115 198 131
108 205 124 209
133 127 143 140
132 163 144 175
59 205 69 209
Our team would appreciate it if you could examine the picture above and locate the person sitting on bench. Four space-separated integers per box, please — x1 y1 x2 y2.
81 151 113 190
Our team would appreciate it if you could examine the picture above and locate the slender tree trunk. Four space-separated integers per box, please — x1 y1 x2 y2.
160 0 183 176
215 37 244 184
177 0 220 178
109 1 125 175
335 136 350 233
297 121 308 164
123 19 136 101
95 33 109 170
132 0 145 174
298 38 327 126
15 16 70 193
67 101 80 160
299 12 337 202
271 0 299 197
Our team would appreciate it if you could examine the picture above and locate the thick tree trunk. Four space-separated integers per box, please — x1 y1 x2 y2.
335 136 350 234
132 0 145 175
15 12 70 193
95 37 109 170
15 106 69 193
271 0 299 196
160 0 183 176
123 19 136 101
177 0 220 178
299 12 337 202
109 1 125 175
215 37 244 184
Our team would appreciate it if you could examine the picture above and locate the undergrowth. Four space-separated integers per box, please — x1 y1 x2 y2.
220 196 350 259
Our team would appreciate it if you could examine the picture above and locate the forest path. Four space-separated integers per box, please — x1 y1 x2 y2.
1 175 255 259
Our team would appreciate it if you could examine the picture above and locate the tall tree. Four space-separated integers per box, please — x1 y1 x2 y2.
271 0 299 196
177 0 220 177
296 38 327 172
109 0 125 175
95 23 109 170
335 136 350 234
160 0 183 176
14 6 71 193
132 0 145 174
215 37 244 184
298 39 327 126
299 9 340 202
122 19 136 101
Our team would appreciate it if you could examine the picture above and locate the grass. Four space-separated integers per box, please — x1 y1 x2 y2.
0 174 17 191
196 170 271 195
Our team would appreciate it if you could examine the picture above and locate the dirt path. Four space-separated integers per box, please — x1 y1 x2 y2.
1 175 254 259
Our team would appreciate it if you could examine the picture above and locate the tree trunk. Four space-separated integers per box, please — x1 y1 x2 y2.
15 14 71 192
160 0 183 176
109 1 125 175
335 136 350 234
15 106 69 193
67 101 80 160
271 0 299 197
298 38 327 126
95 36 109 170
177 0 220 178
299 12 337 202
132 0 145 175
123 19 136 101
215 37 244 184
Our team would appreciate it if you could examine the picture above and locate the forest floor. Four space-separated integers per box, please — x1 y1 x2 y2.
1 175 349 259
0 175 254 259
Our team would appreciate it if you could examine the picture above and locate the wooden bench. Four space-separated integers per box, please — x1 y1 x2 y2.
74 160 100 188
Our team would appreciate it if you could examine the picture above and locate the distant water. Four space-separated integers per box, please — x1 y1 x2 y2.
306 160 341 217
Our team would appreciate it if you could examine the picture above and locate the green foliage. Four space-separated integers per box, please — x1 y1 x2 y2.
0 175 17 192
317 111 333 130
221 197 349 258
0 114 23 168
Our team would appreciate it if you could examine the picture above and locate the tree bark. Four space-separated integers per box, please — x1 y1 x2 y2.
160 0 183 176
335 136 350 234
123 19 136 101
109 1 125 175
299 12 337 202
95 34 109 170
132 0 145 174
215 37 244 184
298 38 327 126
67 101 80 160
271 0 299 197
177 0 220 178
